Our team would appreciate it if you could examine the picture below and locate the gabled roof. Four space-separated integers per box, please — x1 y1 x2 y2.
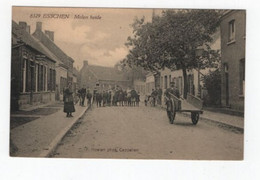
87 65 128 81
32 28 74 65
31 36 62 64
12 21 57 63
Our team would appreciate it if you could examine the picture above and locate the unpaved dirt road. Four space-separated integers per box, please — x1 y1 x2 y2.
53 105 243 160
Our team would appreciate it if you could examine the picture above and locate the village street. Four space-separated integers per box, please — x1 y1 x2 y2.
53 104 243 160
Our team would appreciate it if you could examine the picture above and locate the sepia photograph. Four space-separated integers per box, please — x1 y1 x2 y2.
10 6 245 160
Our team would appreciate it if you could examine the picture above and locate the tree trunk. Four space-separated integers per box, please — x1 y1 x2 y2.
182 67 188 99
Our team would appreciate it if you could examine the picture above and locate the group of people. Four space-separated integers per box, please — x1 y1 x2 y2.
145 82 180 107
94 88 140 107
77 87 92 107
63 84 141 117
63 84 93 118
145 87 163 107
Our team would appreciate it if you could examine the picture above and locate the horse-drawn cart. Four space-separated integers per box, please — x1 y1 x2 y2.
165 92 203 125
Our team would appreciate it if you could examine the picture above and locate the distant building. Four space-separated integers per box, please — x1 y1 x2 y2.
11 21 57 110
133 79 146 95
32 22 75 99
79 60 130 91
145 73 155 95
220 10 246 111
72 67 80 93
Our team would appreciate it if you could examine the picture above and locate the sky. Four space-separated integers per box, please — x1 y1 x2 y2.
12 7 159 69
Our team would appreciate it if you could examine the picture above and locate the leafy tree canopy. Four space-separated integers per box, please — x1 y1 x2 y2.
123 9 221 98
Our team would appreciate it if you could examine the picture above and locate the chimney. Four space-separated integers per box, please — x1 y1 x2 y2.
83 60 88 67
36 22 42 31
19 21 27 29
45 30 54 41
26 26 30 34
19 22 30 34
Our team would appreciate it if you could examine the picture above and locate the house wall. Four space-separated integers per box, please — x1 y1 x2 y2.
11 45 56 110
145 74 155 95
220 10 246 111
80 66 98 90
133 79 146 95
55 65 67 100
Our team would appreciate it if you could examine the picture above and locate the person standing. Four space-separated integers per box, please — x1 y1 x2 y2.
136 91 140 106
164 81 180 99
157 87 162 105
151 89 158 107
127 90 131 106
77 88 82 106
63 83 75 117
81 86 86 106
118 89 123 106
107 91 112 106
96 91 102 107
131 89 137 106
102 90 107 107
86 89 92 106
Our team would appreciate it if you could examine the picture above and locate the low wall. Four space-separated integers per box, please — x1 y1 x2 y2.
18 92 55 110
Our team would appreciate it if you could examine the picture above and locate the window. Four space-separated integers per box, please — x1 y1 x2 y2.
179 76 182 95
240 59 245 96
35 64 38 92
22 59 27 93
229 20 235 41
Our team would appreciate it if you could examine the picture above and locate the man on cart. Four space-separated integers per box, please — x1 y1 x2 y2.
164 81 180 99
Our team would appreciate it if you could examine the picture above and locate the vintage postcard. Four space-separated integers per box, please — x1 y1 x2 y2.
10 6 245 160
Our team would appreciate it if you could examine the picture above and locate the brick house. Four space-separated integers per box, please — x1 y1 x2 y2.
220 10 246 111
32 22 75 99
79 60 130 91
11 21 57 110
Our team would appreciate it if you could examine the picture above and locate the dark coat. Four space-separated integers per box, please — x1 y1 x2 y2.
63 88 75 113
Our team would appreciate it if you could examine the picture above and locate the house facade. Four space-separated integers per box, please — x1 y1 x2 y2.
220 10 246 111
32 22 75 99
133 79 146 95
11 21 56 110
145 73 155 95
79 60 130 91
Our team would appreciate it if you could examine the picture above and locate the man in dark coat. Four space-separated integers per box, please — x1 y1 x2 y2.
63 83 75 117
86 89 92 106
102 90 107 107
107 91 112 106
164 82 180 99
113 90 119 106
131 89 137 106
123 90 127 106
81 86 86 106
77 88 82 106
151 89 158 107
118 90 124 106
136 91 140 106
157 87 163 105
96 91 102 107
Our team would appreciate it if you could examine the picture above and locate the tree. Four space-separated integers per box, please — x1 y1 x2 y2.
123 10 220 98
116 61 147 83
202 69 221 106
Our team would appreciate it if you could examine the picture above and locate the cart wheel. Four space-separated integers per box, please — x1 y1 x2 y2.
166 100 176 124
191 112 199 125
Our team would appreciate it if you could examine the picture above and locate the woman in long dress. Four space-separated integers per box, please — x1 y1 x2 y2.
63 83 75 117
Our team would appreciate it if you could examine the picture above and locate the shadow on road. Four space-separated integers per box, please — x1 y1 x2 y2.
173 122 195 126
